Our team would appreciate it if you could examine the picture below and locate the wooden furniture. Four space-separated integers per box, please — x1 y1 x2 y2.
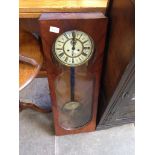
19 0 109 18
19 0 135 134
97 56 135 129
19 30 51 113
19 30 43 90
39 12 108 135
103 0 135 102
97 0 135 128
19 0 109 135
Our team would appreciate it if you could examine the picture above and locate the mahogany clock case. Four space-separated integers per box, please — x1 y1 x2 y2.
39 12 108 135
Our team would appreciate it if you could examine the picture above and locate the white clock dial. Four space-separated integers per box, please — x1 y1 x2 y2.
53 30 94 67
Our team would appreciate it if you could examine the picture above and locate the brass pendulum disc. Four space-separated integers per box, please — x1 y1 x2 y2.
62 101 81 112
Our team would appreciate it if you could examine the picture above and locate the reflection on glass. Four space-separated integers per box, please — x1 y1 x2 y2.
54 67 95 130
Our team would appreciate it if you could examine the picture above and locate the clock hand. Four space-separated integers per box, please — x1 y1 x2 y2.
72 31 77 57
72 31 76 51
72 50 74 57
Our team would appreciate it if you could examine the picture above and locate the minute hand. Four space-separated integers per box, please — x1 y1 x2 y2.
72 32 76 51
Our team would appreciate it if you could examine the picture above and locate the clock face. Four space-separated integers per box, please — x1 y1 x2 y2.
53 30 94 67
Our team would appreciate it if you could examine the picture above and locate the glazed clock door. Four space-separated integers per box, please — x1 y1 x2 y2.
39 13 108 135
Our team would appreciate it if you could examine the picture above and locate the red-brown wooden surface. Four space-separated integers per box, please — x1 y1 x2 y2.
39 12 108 135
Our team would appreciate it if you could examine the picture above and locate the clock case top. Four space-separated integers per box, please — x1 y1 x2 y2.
39 12 108 135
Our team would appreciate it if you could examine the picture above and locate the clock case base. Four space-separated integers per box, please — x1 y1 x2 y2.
39 12 108 135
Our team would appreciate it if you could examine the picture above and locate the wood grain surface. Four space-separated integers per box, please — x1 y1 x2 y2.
102 0 135 103
19 0 109 18
39 12 108 135
19 30 43 91
19 19 48 77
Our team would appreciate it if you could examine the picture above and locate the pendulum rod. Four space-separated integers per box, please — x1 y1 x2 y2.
70 67 75 101
70 31 76 101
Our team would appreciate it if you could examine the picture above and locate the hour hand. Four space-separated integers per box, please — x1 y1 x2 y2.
72 50 74 57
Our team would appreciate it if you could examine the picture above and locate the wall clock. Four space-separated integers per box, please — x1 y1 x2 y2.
39 12 108 135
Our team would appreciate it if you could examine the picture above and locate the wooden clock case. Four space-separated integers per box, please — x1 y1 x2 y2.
39 12 108 135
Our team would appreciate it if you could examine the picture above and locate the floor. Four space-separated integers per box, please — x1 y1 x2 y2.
19 78 135 155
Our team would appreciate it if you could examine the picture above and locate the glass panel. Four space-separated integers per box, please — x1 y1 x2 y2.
54 67 95 130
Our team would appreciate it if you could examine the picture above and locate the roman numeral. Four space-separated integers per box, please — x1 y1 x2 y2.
82 52 87 57
78 57 82 61
83 40 88 44
72 31 76 38
58 53 64 57
64 57 68 62
79 33 83 39
84 47 90 50
56 48 62 50
72 58 74 63
58 41 64 43
64 33 69 39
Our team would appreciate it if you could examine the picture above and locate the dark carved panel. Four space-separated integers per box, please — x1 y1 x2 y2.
97 56 135 130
